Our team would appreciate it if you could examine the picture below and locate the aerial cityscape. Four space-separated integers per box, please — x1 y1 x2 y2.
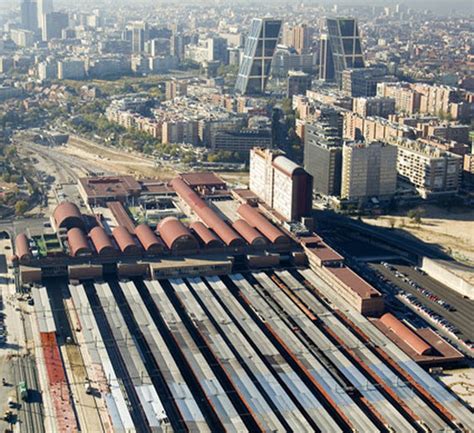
0 0 473 432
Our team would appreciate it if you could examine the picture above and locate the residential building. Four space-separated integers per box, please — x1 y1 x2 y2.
213 128 272 152
342 67 389 97
377 82 421 115
37 60 58 80
11 29 35 47
304 106 344 196
392 138 463 198
57 59 85 80
235 18 282 95
341 141 398 201
353 97 396 118
162 120 199 145
343 112 417 142
165 79 188 100
249 148 312 221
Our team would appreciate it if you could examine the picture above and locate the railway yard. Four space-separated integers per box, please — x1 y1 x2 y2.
15 269 472 433
2 170 473 432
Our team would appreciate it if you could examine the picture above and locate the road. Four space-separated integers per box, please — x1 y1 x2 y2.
315 210 451 260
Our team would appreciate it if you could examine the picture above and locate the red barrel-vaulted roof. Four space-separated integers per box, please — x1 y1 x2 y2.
67 227 92 257
112 226 141 255
157 217 198 251
134 224 164 254
189 221 222 248
15 233 31 261
89 226 116 255
380 313 432 356
232 219 267 246
171 177 244 247
237 204 289 245
53 201 84 230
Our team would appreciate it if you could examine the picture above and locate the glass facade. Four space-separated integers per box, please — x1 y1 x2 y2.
235 18 282 95
326 17 365 86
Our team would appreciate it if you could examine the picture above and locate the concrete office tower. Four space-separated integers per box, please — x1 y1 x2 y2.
304 106 343 196
319 34 334 81
42 11 68 41
235 18 282 95
37 0 53 31
21 0 38 31
326 17 365 86
131 21 149 53
341 141 397 201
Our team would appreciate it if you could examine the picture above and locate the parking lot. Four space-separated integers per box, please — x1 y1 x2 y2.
371 261 474 345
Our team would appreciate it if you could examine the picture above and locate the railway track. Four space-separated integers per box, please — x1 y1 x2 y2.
14 356 45 433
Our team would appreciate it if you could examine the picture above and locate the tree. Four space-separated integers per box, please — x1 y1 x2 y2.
407 207 424 225
15 200 28 216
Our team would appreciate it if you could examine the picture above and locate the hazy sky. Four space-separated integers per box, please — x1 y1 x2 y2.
1 0 473 15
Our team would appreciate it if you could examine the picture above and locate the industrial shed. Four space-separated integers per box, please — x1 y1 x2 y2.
189 222 222 248
15 233 31 261
157 217 198 252
89 226 117 256
53 202 84 230
67 228 92 257
134 224 165 254
171 177 244 247
237 204 288 245
112 226 142 255
232 220 267 246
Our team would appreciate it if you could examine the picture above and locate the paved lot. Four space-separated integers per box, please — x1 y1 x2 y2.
372 262 474 342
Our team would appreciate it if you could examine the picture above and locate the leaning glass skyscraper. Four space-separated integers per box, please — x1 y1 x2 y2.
235 18 282 95
326 17 365 86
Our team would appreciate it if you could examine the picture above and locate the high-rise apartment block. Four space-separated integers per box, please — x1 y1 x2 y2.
342 67 388 97
295 24 313 54
165 79 188 100
391 138 463 198
11 29 35 47
326 17 365 86
235 18 282 95
377 82 471 121
343 112 416 142
341 141 397 200
250 148 312 221
377 82 421 115
304 106 344 197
